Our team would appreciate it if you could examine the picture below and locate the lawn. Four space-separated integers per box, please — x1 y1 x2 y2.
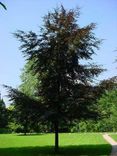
109 133 117 142
0 133 111 156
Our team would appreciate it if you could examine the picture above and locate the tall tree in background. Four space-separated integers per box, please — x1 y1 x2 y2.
99 76 117 92
98 89 117 131
6 6 103 152
0 98 8 128
93 76 117 99
19 60 38 98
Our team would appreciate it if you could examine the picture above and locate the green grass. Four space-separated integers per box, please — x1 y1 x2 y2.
109 133 117 142
0 133 111 156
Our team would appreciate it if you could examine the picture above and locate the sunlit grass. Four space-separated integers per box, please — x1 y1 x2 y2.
109 133 117 142
0 133 111 156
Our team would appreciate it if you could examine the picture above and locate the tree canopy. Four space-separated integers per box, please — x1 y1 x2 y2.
6 5 103 152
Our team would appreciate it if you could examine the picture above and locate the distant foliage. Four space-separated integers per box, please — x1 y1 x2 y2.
19 60 38 98
0 99 8 129
98 89 117 131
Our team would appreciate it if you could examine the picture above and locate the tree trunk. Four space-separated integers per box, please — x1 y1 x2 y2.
54 120 59 153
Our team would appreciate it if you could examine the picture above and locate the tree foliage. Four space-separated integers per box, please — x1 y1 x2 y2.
98 89 117 131
19 60 38 98
92 76 117 100
4 85 43 135
6 6 103 152
0 98 8 128
99 76 117 92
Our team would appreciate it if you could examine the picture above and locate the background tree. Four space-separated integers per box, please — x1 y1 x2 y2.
6 105 23 133
4 85 42 135
70 76 117 133
91 76 117 100
6 6 103 152
19 60 38 98
98 76 117 94
97 89 117 131
0 98 8 129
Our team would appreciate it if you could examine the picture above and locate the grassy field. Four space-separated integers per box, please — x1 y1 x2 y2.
0 133 111 156
109 133 117 142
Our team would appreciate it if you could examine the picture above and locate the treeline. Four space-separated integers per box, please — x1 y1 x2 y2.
1 76 117 133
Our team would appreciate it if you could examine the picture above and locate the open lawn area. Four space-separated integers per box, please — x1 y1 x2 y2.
109 133 117 142
0 133 111 156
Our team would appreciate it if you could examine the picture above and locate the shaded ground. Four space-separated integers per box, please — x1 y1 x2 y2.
0 144 111 156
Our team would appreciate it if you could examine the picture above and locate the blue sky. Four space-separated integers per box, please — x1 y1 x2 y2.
0 0 117 105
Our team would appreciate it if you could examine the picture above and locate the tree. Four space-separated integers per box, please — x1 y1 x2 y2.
93 76 117 99
19 60 38 98
19 61 45 133
7 6 103 152
99 76 117 91
0 98 8 128
4 85 42 135
98 89 117 131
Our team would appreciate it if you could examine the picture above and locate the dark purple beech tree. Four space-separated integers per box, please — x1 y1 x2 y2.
5 6 104 152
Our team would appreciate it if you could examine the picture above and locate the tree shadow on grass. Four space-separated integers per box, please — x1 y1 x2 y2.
0 144 111 156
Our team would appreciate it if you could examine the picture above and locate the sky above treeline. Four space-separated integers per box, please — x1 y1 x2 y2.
0 0 117 105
